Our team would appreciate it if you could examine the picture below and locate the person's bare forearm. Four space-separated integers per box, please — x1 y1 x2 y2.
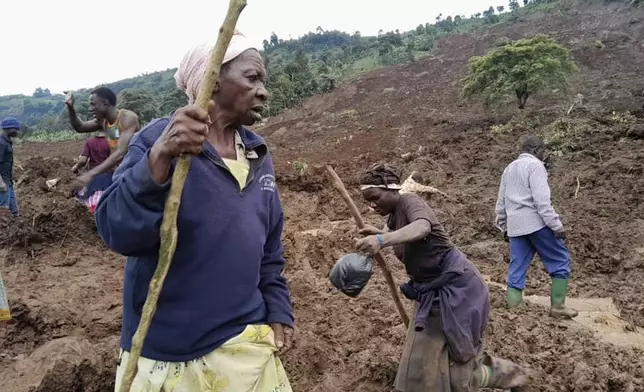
88 151 123 177
73 157 88 171
66 106 100 133
380 220 431 247
88 127 137 177
67 106 84 131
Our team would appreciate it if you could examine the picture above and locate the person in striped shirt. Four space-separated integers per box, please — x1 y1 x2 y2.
495 136 578 319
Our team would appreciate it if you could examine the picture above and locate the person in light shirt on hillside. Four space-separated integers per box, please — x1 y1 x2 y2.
495 136 578 319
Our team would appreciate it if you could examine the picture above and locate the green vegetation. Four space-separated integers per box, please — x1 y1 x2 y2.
21 130 87 143
292 160 309 174
462 35 578 109
0 0 639 142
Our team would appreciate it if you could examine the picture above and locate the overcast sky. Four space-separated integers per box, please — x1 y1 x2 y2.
1 0 503 96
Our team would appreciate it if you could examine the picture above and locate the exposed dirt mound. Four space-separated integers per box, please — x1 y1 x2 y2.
0 155 97 252
0 143 122 391
485 287 644 392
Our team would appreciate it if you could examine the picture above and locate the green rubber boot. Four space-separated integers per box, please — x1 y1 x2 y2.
478 353 531 390
550 278 578 319
507 287 523 309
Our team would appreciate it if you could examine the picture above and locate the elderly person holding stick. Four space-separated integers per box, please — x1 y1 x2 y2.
355 163 530 391
95 32 294 392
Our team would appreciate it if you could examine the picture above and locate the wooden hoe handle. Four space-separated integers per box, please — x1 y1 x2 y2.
325 165 410 328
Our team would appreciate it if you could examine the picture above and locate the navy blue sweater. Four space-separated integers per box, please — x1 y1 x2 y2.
95 117 293 361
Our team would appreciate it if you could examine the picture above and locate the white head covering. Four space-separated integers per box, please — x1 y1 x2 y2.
359 184 403 191
174 31 259 104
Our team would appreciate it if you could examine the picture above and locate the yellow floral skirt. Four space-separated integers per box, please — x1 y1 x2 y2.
114 324 292 392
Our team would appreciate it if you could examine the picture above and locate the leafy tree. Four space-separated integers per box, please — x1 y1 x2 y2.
32 88 52 98
462 35 578 109
75 101 91 120
270 32 279 46
509 0 520 11
158 87 188 116
483 6 499 23
497 5 505 12
416 34 435 51
317 63 338 92
437 16 455 32
117 88 159 124
405 42 416 63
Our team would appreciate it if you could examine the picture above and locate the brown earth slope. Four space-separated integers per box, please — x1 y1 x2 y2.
2 3 644 392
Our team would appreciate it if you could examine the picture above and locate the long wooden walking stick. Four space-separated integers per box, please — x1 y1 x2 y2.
117 0 247 390
325 165 410 328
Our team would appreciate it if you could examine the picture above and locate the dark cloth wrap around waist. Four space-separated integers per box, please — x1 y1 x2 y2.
400 248 490 363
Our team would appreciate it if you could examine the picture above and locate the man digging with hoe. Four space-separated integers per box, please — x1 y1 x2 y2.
65 86 140 193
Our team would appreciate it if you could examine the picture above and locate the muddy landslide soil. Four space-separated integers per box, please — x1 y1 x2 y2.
1 137 643 392
2 4 644 391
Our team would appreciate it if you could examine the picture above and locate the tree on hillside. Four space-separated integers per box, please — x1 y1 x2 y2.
483 6 499 24
405 41 416 63
437 16 455 33
509 0 520 11
317 63 338 91
117 88 158 124
158 87 188 116
462 35 578 109
497 5 505 13
32 88 52 98
75 101 91 120
270 32 279 47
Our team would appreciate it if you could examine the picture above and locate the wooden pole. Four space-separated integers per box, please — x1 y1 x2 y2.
0 266 11 322
117 0 247 390
325 165 410 328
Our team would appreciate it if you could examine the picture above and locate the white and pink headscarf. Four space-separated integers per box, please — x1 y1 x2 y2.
174 31 259 104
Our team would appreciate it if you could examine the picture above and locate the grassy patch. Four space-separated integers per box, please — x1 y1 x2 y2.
350 56 382 74
21 130 87 143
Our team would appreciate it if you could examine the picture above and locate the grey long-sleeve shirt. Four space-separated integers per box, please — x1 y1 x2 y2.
495 153 563 237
